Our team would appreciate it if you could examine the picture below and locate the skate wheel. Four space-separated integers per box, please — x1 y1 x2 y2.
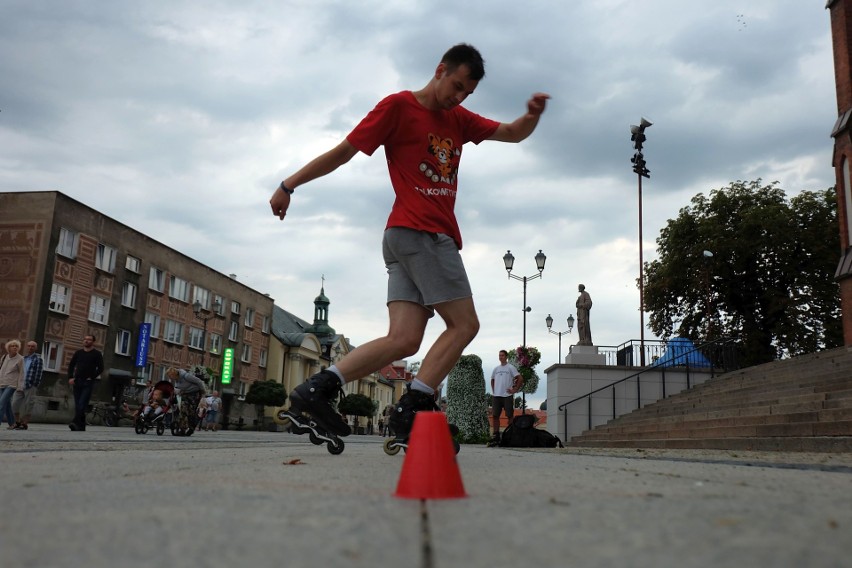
383 438 401 456
274 410 291 426
327 438 345 455
308 432 322 445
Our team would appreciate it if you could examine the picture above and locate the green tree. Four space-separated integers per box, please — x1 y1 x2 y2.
643 179 841 366
245 380 288 428
337 393 375 418
446 354 489 443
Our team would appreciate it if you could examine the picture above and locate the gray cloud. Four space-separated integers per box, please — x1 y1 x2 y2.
0 0 837 408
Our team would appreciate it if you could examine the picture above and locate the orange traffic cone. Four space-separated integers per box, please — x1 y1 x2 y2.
393 412 467 499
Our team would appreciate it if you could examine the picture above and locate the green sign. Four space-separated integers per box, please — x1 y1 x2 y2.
221 347 234 384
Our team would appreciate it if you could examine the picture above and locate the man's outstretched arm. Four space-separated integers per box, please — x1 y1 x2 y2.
270 139 360 220
488 92 550 144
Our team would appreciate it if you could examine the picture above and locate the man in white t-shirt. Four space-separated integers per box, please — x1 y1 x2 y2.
490 349 521 444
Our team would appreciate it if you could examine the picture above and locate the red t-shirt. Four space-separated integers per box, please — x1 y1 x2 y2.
346 91 499 249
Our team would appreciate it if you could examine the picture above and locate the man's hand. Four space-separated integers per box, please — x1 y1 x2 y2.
270 185 291 220
527 93 550 117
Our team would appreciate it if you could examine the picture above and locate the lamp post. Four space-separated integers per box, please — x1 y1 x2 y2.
630 117 652 365
702 250 714 340
193 299 220 381
503 249 547 347
503 249 546 414
545 314 575 362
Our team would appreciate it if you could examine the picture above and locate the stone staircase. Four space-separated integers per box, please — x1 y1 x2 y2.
568 346 852 452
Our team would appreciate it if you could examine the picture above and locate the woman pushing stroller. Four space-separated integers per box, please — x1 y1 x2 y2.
166 367 206 436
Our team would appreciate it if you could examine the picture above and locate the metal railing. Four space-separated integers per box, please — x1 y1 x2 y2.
558 337 740 441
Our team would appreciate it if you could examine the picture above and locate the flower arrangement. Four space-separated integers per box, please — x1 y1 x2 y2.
507 345 541 395
515 345 541 369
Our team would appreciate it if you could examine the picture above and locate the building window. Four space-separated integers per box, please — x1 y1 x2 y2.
149 267 165 292
163 319 184 344
115 329 132 356
209 333 222 355
88 295 110 324
238 381 248 397
228 321 238 342
188 327 205 350
121 281 137 308
244 307 255 328
144 312 161 338
49 283 71 314
259 348 268 368
95 243 118 273
213 294 225 315
261 315 270 334
169 275 190 303
241 344 252 363
193 286 210 309
136 363 152 386
43 341 63 372
125 255 141 273
56 228 78 259
231 301 240 315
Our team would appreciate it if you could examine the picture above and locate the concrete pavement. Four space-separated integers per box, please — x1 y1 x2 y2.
2 424 852 568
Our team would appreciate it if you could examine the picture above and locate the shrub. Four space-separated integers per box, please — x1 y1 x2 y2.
446 354 489 443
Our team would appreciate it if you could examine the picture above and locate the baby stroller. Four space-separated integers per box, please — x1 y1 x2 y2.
134 380 175 436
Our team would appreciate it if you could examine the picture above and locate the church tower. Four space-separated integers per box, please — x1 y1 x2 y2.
305 279 335 338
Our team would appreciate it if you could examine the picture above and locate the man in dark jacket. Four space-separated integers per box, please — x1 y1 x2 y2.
67 334 104 431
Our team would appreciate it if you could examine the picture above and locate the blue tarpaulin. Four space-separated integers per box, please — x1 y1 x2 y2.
655 337 712 368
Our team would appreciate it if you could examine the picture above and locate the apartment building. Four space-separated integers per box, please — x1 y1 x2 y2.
0 191 273 424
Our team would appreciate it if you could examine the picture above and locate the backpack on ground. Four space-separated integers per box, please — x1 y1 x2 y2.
499 414 563 448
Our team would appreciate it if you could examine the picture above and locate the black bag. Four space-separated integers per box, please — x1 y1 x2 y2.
499 414 563 448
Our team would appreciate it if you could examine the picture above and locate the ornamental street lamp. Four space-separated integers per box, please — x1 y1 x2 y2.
630 117 652 365
503 249 546 348
193 298 221 371
503 249 546 415
545 313 575 362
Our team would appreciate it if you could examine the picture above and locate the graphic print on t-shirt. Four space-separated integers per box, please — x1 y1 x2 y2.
420 132 460 185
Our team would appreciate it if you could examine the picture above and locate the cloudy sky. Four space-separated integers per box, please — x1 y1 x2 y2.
0 1 837 408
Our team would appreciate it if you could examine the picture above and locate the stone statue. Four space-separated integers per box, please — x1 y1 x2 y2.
575 284 593 346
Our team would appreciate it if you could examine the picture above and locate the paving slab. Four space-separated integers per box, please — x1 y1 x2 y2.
2 425 852 568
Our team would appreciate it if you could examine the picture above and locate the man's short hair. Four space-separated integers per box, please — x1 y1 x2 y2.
499 349 508 357
441 43 485 80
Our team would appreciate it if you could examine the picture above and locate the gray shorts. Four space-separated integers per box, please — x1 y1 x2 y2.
382 227 472 313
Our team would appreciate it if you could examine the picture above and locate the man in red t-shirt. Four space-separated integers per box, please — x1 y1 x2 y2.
270 43 549 442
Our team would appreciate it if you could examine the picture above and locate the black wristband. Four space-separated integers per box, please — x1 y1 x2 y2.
279 181 294 195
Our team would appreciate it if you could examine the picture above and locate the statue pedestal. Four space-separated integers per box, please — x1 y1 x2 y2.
564 344 606 365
